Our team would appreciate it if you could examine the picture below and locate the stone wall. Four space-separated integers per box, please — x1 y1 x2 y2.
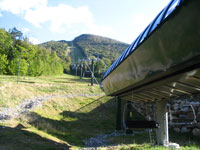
130 100 200 137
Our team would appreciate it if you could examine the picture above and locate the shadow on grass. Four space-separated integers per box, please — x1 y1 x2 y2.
25 97 116 147
23 97 200 149
53 81 75 84
0 124 70 150
18 80 36 84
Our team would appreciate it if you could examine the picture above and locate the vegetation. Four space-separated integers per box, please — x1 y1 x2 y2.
0 28 199 150
0 74 102 108
0 28 64 76
0 75 200 150
39 34 129 78
39 41 71 73
73 34 129 76
73 34 129 61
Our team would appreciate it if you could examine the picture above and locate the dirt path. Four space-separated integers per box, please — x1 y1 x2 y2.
0 93 104 121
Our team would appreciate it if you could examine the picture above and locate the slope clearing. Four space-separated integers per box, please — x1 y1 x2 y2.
0 75 200 150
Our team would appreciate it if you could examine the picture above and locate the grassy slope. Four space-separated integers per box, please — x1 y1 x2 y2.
0 75 200 150
70 42 86 64
0 75 101 108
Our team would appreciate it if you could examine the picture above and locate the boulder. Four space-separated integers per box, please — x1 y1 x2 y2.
173 128 180 133
192 128 200 137
196 122 200 128
196 112 200 122
180 127 190 133
173 104 179 111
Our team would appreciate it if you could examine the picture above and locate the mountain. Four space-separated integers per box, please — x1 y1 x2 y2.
73 34 129 61
39 34 129 63
39 34 129 76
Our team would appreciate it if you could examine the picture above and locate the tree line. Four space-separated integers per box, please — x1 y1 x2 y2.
0 28 63 76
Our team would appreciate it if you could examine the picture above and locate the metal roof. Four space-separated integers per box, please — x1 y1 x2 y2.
102 0 184 80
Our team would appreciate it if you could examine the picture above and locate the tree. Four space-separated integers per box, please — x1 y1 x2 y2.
0 54 8 74
9 27 23 41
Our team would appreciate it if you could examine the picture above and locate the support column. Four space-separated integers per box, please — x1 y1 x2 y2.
156 100 169 146
116 97 122 130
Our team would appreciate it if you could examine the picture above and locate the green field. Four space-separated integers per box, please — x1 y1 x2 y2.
0 74 200 150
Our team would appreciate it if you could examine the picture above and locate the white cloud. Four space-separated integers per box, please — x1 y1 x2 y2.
0 0 47 15
29 37 39 44
24 4 94 33
0 12 2 17
0 0 114 40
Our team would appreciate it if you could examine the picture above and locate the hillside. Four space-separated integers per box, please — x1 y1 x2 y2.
39 34 129 65
38 41 72 73
73 34 129 61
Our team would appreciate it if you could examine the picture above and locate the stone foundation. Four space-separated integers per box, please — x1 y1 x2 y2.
130 99 200 137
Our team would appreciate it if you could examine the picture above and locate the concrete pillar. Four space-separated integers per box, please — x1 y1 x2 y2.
156 100 169 146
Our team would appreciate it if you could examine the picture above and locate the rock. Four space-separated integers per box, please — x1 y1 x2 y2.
186 123 196 128
191 102 200 106
187 112 196 119
196 122 200 128
168 143 180 149
173 128 180 133
182 106 189 112
196 112 200 122
192 128 200 137
173 104 179 110
181 127 190 133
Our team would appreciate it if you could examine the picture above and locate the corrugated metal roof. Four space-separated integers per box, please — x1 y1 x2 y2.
102 0 184 80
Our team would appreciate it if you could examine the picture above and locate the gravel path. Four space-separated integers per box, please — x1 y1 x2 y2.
81 131 139 149
0 93 104 122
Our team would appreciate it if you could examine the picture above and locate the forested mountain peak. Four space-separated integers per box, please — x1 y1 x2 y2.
39 34 129 76
74 34 127 45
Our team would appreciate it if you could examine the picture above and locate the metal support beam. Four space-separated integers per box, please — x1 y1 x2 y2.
156 100 169 146
116 97 122 130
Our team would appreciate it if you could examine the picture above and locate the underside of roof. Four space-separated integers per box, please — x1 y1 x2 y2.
102 0 200 102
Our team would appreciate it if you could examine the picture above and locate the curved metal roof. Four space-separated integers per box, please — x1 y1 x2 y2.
102 0 184 80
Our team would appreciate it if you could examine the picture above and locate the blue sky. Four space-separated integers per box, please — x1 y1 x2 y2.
0 0 171 44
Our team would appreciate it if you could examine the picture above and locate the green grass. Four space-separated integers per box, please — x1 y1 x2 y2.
0 74 200 150
0 74 102 108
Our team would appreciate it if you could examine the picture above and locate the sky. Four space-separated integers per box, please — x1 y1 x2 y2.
0 0 171 44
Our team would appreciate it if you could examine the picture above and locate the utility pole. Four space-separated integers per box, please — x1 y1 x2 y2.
91 59 94 86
